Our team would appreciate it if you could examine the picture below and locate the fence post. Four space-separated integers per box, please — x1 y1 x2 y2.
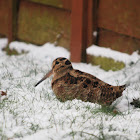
70 0 88 62
70 0 93 62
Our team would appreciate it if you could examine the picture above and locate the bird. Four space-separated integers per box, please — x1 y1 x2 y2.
35 57 126 105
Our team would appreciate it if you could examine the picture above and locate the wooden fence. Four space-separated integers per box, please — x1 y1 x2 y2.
0 0 140 62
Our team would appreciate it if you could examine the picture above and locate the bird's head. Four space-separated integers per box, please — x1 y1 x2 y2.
35 57 73 87
52 57 73 74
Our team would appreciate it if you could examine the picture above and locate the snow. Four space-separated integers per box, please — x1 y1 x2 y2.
0 38 140 140
87 44 140 64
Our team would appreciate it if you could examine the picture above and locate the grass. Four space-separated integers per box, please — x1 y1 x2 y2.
0 51 140 140
87 55 125 71
2 45 28 55
93 105 122 116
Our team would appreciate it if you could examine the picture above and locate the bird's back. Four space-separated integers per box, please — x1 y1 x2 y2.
52 68 126 105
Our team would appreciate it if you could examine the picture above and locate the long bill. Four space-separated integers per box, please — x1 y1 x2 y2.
35 69 53 87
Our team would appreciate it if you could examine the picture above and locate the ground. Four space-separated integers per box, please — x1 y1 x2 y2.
0 38 140 140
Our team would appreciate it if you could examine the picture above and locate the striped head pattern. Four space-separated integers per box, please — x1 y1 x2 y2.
52 57 73 74
35 57 72 87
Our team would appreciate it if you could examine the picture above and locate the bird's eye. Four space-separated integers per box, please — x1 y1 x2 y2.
55 61 59 65
65 60 71 65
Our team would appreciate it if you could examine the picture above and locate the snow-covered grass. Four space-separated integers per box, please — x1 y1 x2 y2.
0 38 140 140
87 44 140 65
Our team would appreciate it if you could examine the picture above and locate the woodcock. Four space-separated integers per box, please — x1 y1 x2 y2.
35 57 126 105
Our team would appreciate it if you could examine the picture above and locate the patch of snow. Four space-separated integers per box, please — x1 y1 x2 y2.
87 45 140 64
0 38 8 55
0 39 140 140
10 41 70 61
93 31 98 37
0 38 8 49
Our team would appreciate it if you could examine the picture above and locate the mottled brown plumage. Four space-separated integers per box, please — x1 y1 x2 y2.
35 57 126 105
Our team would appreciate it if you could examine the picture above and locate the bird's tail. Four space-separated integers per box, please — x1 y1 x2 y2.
122 85 126 89
120 85 126 92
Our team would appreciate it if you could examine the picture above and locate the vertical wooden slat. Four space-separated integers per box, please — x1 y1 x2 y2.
7 0 18 43
12 0 19 41
0 0 8 36
92 0 98 44
86 0 98 46
70 0 88 62
7 0 13 42
87 0 93 46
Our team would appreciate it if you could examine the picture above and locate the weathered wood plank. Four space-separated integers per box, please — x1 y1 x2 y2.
87 0 98 45
98 29 140 54
98 0 140 39
11 0 19 42
87 0 93 46
0 0 18 42
0 0 8 36
27 0 71 10
17 0 71 49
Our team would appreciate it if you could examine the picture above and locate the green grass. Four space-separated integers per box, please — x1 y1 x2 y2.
93 105 123 116
2 45 28 55
87 55 125 71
